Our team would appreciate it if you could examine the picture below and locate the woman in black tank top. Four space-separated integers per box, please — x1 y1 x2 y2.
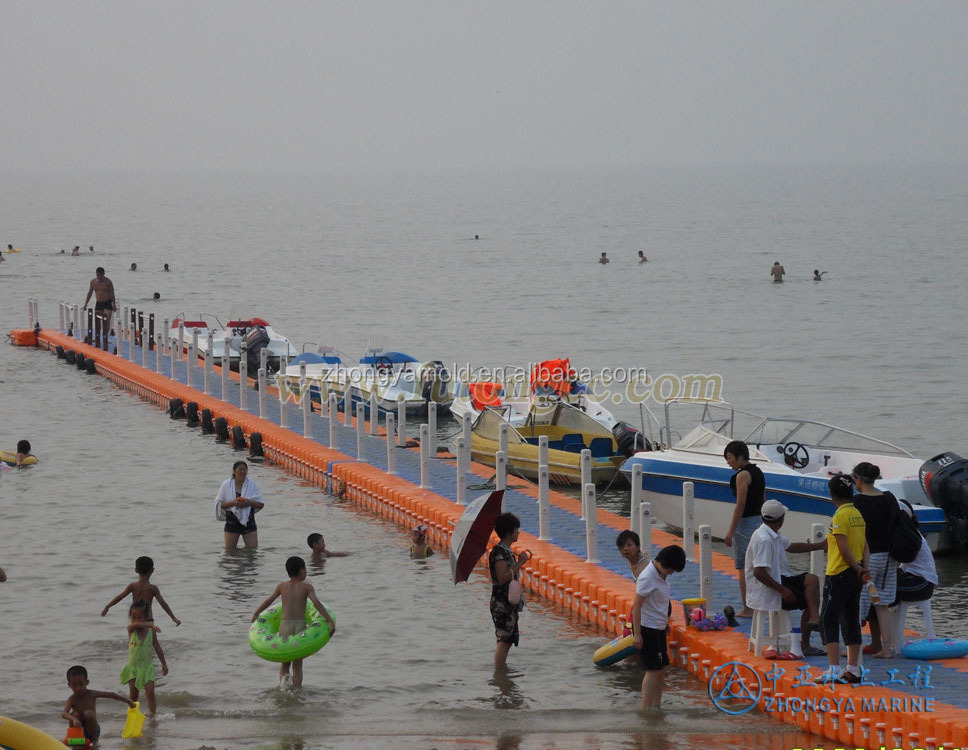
724 440 766 618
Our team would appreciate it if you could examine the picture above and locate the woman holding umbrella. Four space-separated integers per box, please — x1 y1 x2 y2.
489 512 532 669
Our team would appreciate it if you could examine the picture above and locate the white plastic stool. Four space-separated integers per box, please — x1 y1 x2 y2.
895 599 935 647
748 609 793 656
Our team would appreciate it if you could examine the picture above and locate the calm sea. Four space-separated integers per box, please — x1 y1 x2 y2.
2 164 966 749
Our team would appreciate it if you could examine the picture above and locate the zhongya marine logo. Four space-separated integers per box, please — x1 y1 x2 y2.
709 661 762 715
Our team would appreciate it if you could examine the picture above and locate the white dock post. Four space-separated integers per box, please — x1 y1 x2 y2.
328 394 338 450
499 422 509 457
682 481 696 562
369 390 379 435
397 399 407 447
191 327 199 373
128 321 136 362
456 437 467 505
580 450 592 520
640 502 653 563
631 464 643 536
303 382 312 438
462 413 472 453
279 377 290 429
73 305 80 341
156 331 163 372
583 483 600 563
810 523 826 579
385 413 396 475
204 331 213 393
427 402 437 456
538 464 551 540
699 524 713 615
176 321 184 362
186 335 194 387
239 352 248 411
221 338 230 399
343 388 352 426
357 403 367 461
161 318 169 355
420 424 430 488
170 330 179 381
260 347 268 376
495 450 507 493
141 329 148 368
538 435 549 468
258 369 267 418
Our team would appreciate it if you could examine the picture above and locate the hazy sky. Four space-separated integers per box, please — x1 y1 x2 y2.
3 1 966 172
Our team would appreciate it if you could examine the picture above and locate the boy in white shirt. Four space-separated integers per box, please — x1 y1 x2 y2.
631 544 687 708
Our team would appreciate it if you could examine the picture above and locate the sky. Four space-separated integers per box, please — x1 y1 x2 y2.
2 1 967 172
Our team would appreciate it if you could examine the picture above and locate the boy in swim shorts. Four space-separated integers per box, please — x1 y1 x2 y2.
252 556 336 689
62 664 135 745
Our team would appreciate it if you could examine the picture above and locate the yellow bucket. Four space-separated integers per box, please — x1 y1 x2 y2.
681 597 706 626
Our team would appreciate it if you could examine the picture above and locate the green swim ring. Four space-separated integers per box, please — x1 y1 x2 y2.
249 601 334 662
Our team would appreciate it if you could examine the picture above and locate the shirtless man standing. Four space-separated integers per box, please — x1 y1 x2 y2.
83 266 116 345
770 261 786 283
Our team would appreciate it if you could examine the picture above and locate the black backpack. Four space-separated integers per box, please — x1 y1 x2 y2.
887 497 922 564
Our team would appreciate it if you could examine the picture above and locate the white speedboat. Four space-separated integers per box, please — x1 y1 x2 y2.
621 399 954 552
169 316 297 372
449 357 617 430
278 349 454 417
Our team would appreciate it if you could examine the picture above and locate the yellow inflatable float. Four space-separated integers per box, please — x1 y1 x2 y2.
0 715 66 749
0 451 36 467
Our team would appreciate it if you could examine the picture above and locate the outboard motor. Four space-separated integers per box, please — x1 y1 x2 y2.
420 361 450 403
612 421 647 458
243 325 272 373
920 451 968 551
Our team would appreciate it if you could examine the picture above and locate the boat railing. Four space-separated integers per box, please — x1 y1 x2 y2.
662 398 736 448
742 417 915 457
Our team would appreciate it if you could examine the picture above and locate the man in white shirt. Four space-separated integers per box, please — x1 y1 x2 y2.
745 499 826 655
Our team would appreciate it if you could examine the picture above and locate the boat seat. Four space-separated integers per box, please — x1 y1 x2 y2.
546 441 564 452
564 443 585 454
561 433 584 446
588 437 614 458
523 437 541 445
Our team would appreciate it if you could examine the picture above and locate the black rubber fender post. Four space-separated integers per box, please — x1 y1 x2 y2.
65 349 76 364
249 432 264 458
56 345 66 359
201 409 214 434
85 358 97 374
214 417 229 443
185 402 200 427
231 425 246 451
75 353 86 370
168 398 185 419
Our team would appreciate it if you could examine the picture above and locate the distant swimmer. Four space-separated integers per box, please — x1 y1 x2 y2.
770 261 786 283
153 292 161 300
813 269 827 281
72 246 80 256
638 251 648 263
130 262 137 271
163 263 170 272
599 252 610 265
474 235 480 240
89 245 95 253
59 248 66 254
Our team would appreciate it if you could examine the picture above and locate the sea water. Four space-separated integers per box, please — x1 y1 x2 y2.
1 164 966 749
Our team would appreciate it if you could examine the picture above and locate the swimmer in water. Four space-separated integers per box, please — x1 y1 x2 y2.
599 252 610 264
770 261 785 283
813 269 827 281
130 263 137 271
153 292 161 300
638 251 648 263
163 263 170 271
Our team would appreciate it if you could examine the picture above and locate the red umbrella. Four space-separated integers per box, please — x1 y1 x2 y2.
450 489 505 584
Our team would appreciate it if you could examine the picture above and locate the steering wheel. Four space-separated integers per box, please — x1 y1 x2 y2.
780 442 810 470
374 355 394 372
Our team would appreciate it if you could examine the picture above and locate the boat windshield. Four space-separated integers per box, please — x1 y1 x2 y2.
742 418 913 457
473 408 524 443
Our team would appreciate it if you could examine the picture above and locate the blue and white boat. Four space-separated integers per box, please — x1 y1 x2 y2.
621 399 950 552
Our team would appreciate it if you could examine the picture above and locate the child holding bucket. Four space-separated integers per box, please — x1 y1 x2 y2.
120 600 168 716
631 544 687 709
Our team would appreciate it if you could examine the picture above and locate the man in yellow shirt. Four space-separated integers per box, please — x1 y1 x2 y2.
816 474 870 684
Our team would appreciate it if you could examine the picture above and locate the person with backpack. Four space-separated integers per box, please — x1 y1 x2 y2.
852 461 899 658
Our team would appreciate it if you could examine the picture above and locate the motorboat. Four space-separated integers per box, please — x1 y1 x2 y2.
168 315 297 373
449 358 617 429
620 399 956 552
466 402 630 486
278 348 454 417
